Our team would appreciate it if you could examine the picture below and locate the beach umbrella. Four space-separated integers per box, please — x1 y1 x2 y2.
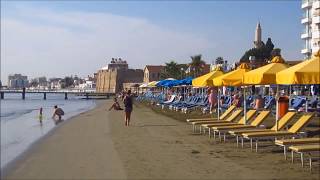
243 56 288 130
139 83 148 88
276 51 320 85
156 78 176 87
192 67 224 87
243 56 289 85
178 77 193 86
212 63 250 86
212 63 250 123
147 81 159 87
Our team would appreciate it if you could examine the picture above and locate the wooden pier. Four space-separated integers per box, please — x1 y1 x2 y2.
0 88 112 100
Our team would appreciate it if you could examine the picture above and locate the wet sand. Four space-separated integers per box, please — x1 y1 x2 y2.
3 100 320 179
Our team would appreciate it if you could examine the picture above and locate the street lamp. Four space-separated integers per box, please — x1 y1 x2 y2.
180 67 184 79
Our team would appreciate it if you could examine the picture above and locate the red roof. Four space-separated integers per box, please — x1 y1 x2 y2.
144 65 165 73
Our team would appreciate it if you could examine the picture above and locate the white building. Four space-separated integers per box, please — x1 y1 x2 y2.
301 0 320 58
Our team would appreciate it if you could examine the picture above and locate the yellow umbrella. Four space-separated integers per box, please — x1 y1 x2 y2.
147 81 158 87
192 66 224 87
212 63 250 86
276 51 320 85
243 56 289 85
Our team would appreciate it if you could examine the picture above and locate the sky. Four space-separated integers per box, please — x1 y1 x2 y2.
1 0 302 85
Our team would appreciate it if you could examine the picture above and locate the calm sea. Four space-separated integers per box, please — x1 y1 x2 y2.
0 93 96 169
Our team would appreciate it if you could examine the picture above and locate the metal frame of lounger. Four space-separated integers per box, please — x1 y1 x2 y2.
191 108 241 134
186 105 236 123
207 109 257 140
192 109 242 134
290 144 320 172
202 109 244 135
210 110 270 142
275 137 320 160
229 111 297 148
242 113 315 152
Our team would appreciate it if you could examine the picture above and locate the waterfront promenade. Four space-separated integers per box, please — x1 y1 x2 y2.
3 100 319 179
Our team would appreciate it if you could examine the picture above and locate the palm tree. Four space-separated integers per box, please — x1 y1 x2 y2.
160 61 180 79
190 54 205 77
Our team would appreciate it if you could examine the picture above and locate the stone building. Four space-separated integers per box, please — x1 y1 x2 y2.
96 58 143 93
143 65 164 83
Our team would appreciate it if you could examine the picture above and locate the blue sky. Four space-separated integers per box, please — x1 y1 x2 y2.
1 0 302 84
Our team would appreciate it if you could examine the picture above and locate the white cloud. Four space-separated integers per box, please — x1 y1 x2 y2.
1 7 215 84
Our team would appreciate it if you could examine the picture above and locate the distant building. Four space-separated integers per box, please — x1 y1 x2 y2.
301 0 320 58
37 76 47 87
49 78 62 89
8 74 28 89
143 65 164 83
254 22 263 49
96 58 143 93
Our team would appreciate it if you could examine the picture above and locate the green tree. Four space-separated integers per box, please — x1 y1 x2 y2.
240 37 276 63
270 48 281 58
190 54 206 77
61 76 74 88
160 61 181 79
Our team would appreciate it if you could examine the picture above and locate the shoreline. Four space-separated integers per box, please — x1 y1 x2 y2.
1 100 101 176
3 100 320 179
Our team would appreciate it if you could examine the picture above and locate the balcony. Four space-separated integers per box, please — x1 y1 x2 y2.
301 32 312 38
312 30 320 38
301 17 312 24
313 0 320 9
301 48 311 54
302 0 312 8
313 16 320 24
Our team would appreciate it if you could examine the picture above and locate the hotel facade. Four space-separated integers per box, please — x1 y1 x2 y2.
301 0 320 58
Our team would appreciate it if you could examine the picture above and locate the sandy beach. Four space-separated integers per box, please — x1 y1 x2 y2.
3 99 319 180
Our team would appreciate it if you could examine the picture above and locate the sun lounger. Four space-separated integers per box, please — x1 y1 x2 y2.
242 113 315 152
205 109 257 138
289 144 320 171
186 105 236 123
275 137 320 160
210 110 270 141
192 109 243 133
229 111 297 147
199 109 245 128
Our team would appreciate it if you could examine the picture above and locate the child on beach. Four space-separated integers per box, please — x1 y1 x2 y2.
123 90 133 126
52 105 64 121
39 107 43 125
109 98 123 111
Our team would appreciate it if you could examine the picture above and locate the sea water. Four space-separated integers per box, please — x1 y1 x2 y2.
0 93 96 169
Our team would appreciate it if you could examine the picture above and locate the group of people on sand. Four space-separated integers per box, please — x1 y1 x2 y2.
109 90 133 126
208 88 266 114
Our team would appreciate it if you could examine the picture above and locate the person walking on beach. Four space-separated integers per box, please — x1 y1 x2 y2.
52 105 64 122
208 89 217 114
123 90 133 126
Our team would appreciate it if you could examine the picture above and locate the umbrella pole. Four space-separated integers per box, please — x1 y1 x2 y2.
217 87 220 121
276 85 279 131
243 86 247 125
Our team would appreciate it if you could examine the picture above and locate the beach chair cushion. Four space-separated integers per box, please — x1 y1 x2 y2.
270 112 296 131
186 105 235 122
242 113 314 138
275 138 320 146
289 144 320 152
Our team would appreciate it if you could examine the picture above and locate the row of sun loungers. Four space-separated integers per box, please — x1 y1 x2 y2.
185 106 319 172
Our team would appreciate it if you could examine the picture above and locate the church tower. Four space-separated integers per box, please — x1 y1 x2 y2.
254 22 263 48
